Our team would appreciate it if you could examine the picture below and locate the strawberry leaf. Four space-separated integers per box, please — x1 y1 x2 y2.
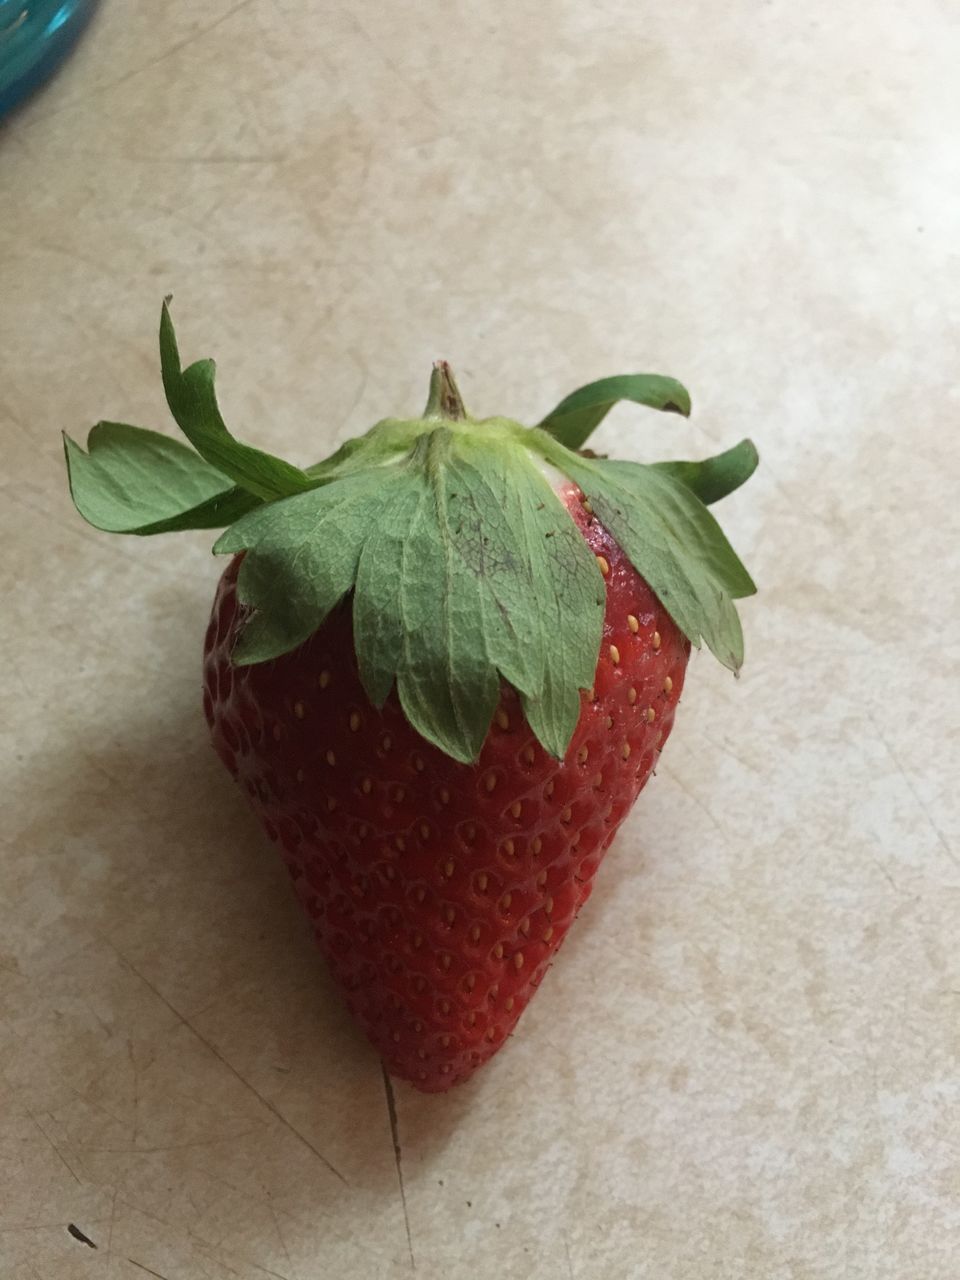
354 432 604 760
538 374 691 451
215 468 394 660
352 443 505 763
498 448 605 756
653 438 759 505
218 429 604 762
65 305 759 764
160 300 314 501
530 431 755 672
64 422 260 534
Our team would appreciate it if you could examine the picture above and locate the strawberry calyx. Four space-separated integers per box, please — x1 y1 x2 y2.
64 301 759 763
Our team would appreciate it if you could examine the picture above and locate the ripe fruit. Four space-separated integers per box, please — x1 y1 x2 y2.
65 302 758 1091
203 501 688 1089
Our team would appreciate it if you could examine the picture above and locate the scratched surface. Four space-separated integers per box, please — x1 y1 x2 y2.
1 1 959 1277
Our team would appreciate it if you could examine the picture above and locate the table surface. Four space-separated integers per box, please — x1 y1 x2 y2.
2 3 959 1277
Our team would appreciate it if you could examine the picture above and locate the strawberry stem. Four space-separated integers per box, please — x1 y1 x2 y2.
424 361 467 421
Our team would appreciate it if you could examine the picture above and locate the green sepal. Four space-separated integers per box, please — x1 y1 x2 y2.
653 438 759 505
218 429 605 762
215 466 408 662
63 304 759 765
530 430 756 672
160 299 314 501
63 422 260 535
538 373 691 451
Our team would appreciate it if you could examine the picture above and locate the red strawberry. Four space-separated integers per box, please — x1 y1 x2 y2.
203 490 689 1090
65 303 757 1092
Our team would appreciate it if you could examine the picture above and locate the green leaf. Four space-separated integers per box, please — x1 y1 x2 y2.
496 447 605 756
304 416 425 483
160 300 314 501
219 428 605 762
215 467 399 661
351 464 435 707
64 422 260 535
530 430 755 672
653 438 759 505
63 328 759 765
353 442 503 763
354 432 605 760
538 373 692 451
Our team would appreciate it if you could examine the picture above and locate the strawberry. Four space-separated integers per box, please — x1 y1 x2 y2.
202 505 688 1090
65 301 757 1092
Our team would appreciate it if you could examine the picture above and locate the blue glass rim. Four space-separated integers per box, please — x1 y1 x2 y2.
0 0 99 120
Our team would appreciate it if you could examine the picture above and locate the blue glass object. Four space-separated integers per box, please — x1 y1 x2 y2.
0 0 97 118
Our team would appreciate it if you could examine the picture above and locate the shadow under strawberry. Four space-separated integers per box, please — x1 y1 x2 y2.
12 662 475 1192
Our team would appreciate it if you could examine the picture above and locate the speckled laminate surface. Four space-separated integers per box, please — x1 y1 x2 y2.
1 2 958 1277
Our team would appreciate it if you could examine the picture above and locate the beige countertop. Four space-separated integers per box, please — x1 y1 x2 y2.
2 2 958 1277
